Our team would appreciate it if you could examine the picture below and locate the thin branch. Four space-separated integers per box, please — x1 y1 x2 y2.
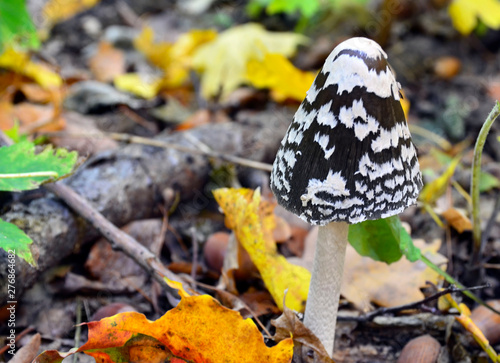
42 131 274 172
44 182 183 295
337 284 489 323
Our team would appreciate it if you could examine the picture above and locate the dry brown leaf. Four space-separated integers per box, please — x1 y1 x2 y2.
342 239 446 311
89 41 125 82
14 103 65 132
0 101 15 130
272 301 334 363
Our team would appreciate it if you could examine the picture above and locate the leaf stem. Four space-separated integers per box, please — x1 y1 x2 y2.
471 101 500 267
0 171 59 179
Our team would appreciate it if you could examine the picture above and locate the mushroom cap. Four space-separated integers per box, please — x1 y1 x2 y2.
270 37 423 226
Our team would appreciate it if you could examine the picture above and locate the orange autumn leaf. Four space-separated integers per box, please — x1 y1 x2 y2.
89 41 125 83
213 188 310 312
245 53 316 102
34 285 293 363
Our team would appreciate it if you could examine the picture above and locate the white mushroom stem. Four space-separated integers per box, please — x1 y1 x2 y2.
303 221 349 358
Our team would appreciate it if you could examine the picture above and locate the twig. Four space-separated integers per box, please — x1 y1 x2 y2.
0 326 35 355
43 182 183 295
471 101 500 267
337 284 489 323
41 131 274 172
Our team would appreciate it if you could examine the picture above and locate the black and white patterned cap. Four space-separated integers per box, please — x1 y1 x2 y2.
271 37 423 226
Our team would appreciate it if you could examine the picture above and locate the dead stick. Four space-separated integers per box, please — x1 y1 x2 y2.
43 131 274 172
44 182 182 294
338 283 489 322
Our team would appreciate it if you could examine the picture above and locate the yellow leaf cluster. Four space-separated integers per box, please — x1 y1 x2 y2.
43 0 101 27
246 53 316 102
448 0 500 35
0 47 62 89
213 188 310 312
192 23 308 100
122 26 217 97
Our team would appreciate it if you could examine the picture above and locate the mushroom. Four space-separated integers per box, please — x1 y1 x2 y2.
270 37 423 358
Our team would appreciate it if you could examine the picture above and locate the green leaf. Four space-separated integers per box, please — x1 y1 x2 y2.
3 121 28 144
479 171 500 192
348 216 404 264
0 218 36 266
0 0 39 51
0 141 78 191
267 0 320 18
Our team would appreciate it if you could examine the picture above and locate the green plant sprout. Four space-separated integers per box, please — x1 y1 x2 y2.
471 101 500 267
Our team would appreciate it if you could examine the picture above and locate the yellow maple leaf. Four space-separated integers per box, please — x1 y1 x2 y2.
43 0 101 27
192 23 308 100
448 0 500 35
246 53 316 102
0 47 62 89
134 27 217 91
213 187 310 312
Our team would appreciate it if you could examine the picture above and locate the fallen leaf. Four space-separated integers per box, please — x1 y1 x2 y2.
34 280 293 363
42 0 101 27
192 23 308 100
134 27 217 94
245 53 316 102
342 239 446 311
213 188 310 312
10 333 41 363
441 207 472 232
448 0 500 35
14 102 65 132
19 83 55 103
419 154 462 204
0 101 14 130
89 41 125 82
114 73 162 99
272 296 334 363
0 47 62 88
